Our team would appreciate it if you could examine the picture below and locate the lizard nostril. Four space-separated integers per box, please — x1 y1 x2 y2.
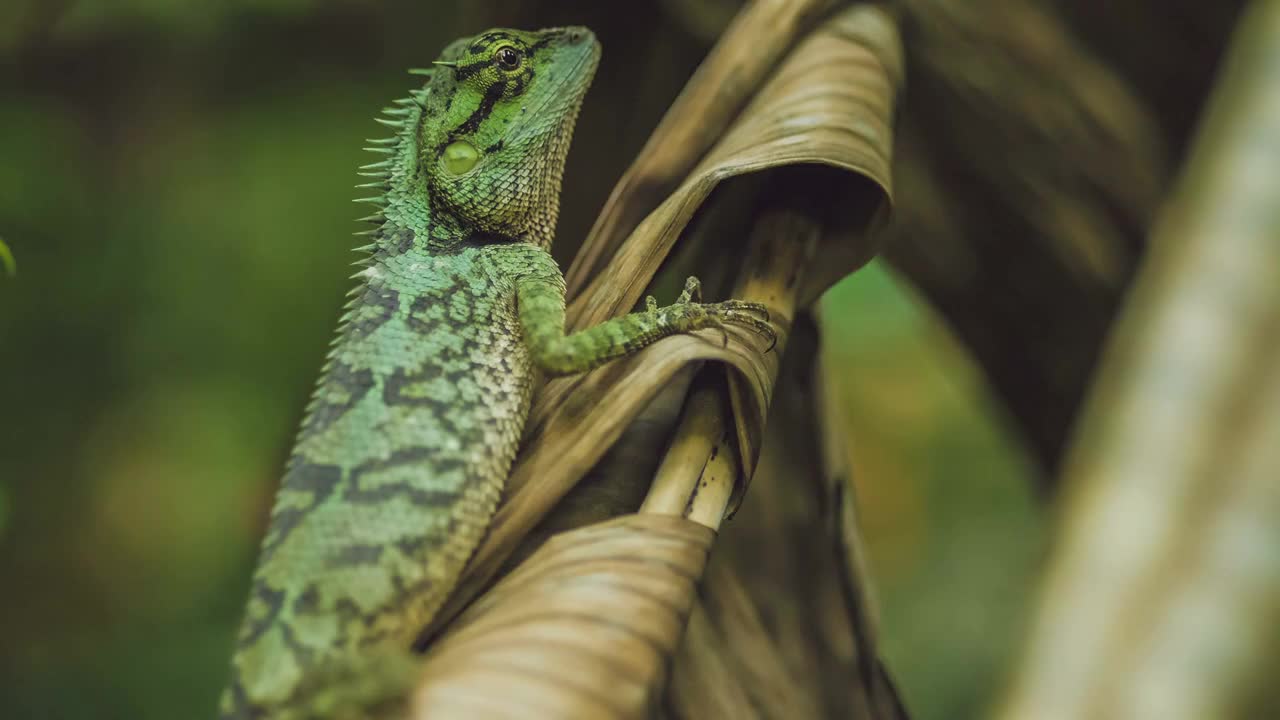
565 29 584 44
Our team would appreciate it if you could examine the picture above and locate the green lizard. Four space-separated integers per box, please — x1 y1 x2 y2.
220 26 772 719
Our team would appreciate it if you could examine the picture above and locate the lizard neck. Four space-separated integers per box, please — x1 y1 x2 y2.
361 113 548 256
354 97 462 258
357 82 567 258
371 200 548 258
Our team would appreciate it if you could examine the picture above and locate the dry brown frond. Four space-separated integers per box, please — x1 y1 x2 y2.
412 5 904 717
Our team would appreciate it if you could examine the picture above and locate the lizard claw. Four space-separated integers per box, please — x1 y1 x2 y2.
716 299 771 323
709 301 778 353
666 288 777 353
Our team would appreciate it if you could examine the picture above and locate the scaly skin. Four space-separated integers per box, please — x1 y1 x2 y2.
221 26 772 719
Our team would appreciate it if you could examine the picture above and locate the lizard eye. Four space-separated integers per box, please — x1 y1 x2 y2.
495 46 522 71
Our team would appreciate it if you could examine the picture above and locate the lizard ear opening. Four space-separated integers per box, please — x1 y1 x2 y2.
440 141 479 176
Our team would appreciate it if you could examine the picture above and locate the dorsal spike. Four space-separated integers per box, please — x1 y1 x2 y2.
354 214 383 224
374 118 403 129
408 68 433 77
365 137 398 146
353 197 386 206
363 147 394 155
359 159 393 170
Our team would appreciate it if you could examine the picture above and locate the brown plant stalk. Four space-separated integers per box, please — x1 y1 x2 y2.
998 2 1280 717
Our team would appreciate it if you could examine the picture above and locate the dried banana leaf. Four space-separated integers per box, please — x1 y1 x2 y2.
567 3 898 327
564 0 843 295
424 3 900 638
412 514 715 719
666 312 909 719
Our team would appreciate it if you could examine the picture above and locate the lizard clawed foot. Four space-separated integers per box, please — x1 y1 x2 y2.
714 299 771 324
708 301 777 352
656 279 777 352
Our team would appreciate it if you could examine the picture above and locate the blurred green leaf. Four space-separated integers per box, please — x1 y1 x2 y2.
0 237 13 277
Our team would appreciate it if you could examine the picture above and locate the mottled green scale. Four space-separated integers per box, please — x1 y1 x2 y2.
222 25 773 720
230 245 534 709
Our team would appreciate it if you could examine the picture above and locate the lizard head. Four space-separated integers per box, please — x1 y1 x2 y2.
418 27 601 245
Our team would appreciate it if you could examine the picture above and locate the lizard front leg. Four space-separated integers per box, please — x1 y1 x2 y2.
508 246 774 377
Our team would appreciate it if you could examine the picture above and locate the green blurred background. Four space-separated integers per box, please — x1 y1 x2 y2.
0 2 1043 718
